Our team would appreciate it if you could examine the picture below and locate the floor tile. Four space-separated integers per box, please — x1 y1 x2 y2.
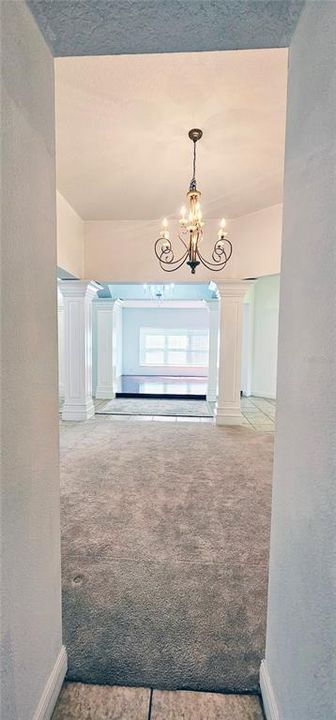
52 682 150 719
151 689 264 719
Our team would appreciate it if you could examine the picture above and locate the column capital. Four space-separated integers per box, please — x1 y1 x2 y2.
59 280 102 300
95 297 123 308
215 280 252 300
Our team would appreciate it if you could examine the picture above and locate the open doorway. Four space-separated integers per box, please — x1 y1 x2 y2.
55 45 285 706
91 282 217 419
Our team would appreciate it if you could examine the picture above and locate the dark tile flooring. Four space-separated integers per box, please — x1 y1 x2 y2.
116 374 208 397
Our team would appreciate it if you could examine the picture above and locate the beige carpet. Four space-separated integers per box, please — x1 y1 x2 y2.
60 417 273 692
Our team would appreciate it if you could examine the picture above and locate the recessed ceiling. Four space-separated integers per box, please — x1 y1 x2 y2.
28 0 304 57
55 49 288 221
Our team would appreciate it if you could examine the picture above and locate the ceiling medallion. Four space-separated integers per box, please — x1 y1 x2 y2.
155 129 232 275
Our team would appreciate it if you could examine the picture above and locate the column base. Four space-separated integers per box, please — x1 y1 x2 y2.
214 403 243 425
62 399 95 421
95 386 115 400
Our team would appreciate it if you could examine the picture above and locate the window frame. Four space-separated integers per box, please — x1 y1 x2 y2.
139 327 209 368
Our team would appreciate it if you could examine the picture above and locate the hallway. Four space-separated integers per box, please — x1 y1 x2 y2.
60 416 273 692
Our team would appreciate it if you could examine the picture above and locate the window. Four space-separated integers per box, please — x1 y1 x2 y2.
140 328 209 367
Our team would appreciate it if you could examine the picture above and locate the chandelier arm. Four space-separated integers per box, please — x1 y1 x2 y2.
154 237 189 271
212 246 228 264
159 250 189 272
212 239 233 264
177 232 189 251
196 243 232 271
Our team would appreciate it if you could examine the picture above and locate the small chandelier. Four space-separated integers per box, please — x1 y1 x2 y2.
143 283 174 301
154 128 232 275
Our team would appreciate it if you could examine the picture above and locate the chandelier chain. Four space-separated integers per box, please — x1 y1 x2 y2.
190 140 197 191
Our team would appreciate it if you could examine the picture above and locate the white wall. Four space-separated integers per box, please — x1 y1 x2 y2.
229 203 282 279
263 4 336 720
57 190 84 278
122 306 209 376
1 4 63 720
251 275 280 399
84 204 282 283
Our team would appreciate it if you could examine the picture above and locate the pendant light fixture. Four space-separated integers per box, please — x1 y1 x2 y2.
154 129 232 274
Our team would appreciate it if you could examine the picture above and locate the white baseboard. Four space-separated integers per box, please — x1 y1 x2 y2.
260 659 280 720
32 645 67 720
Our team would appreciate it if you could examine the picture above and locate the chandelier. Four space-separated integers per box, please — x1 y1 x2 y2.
154 129 232 275
143 283 174 301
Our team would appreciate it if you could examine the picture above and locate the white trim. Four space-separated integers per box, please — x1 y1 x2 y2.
62 399 95 421
260 659 280 720
32 645 67 720
122 300 205 309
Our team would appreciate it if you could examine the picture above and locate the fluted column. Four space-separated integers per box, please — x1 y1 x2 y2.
95 299 122 399
205 299 219 402
215 281 250 425
60 280 101 421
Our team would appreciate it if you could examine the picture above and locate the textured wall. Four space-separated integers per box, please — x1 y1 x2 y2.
57 191 84 278
265 3 336 719
0 3 63 719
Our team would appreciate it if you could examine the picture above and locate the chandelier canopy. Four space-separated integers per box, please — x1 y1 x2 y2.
155 129 232 275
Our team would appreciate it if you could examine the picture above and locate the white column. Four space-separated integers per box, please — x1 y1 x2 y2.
95 299 122 399
241 283 255 397
205 299 219 402
214 281 250 425
114 300 123 388
60 280 101 421
57 284 64 399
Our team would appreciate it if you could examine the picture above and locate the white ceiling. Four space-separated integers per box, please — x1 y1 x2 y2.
55 49 288 221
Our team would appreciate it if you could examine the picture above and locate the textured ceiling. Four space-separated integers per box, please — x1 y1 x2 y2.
27 0 304 57
55 49 288 220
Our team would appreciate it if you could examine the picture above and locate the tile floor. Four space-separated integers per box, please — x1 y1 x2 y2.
92 396 275 431
240 396 275 432
52 682 265 719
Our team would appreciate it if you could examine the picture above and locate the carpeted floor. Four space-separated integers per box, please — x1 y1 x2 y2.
60 417 273 693
96 398 213 417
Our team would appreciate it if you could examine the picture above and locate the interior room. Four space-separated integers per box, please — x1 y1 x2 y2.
2 3 335 720
54 46 284 712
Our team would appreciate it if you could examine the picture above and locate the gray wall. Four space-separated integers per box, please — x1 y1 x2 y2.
252 276 280 400
265 3 336 719
1 3 62 719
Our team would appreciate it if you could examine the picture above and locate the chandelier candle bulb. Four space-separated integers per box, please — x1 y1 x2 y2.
154 129 232 274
